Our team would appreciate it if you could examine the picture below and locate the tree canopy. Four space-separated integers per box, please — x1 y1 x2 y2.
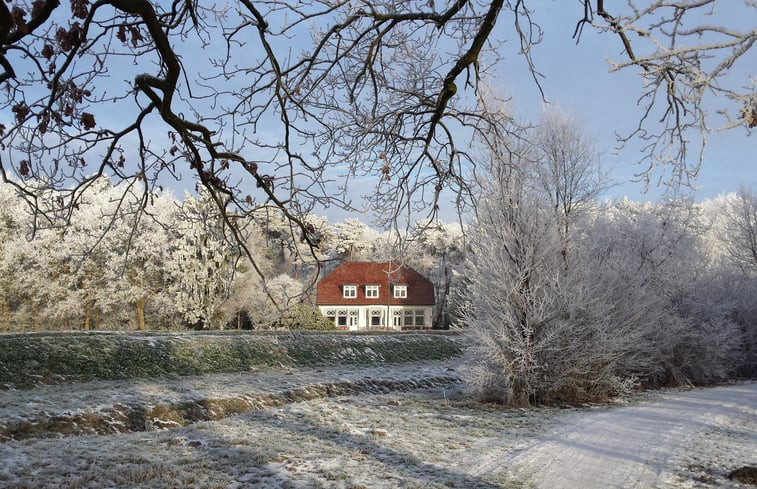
1 0 754 238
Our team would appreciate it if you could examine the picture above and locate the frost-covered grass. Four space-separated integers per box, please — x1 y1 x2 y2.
0 330 463 389
0 361 463 442
0 385 548 489
657 397 757 488
1 330 754 488
2 383 755 489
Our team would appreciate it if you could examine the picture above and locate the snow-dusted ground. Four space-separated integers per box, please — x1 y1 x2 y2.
0 362 755 488
501 383 757 489
0 361 461 440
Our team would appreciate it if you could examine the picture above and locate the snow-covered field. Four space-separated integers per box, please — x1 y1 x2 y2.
0 361 755 489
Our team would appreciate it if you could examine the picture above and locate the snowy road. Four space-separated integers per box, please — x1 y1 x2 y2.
499 383 757 488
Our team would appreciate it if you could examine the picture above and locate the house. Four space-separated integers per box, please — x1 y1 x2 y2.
315 262 434 330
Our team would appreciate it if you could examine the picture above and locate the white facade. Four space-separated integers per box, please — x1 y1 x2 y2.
318 305 433 330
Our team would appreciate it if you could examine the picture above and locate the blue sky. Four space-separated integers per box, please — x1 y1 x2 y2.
485 1 755 204
316 2 755 224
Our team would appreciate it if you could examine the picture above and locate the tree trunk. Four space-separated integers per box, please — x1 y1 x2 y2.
433 257 452 329
1 296 8 331
135 299 146 330
33 303 41 331
83 301 91 330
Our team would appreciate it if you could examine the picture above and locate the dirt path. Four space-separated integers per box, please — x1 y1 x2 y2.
495 383 757 488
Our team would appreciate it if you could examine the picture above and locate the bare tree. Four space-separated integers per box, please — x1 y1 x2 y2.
574 0 756 187
463 143 642 405
530 107 609 265
724 188 757 275
0 1 753 265
464 161 743 404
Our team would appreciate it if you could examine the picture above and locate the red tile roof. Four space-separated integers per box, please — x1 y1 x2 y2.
316 262 435 306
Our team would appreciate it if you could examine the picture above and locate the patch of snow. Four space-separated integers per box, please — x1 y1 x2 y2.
499 383 757 489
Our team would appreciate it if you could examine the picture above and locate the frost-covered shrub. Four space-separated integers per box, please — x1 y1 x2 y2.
273 304 336 331
462 122 749 405
461 160 636 405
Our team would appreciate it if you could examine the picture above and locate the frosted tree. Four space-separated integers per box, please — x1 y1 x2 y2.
409 219 467 328
288 214 332 282
723 188 757 276
168 191 240 329
582 198 743 385
333 218 381 262
0 181 34 330
60 179 121 329
0 178 113 329
102 189 182 330
531 107 609 265
221 221 282 329
701 192 757 376
2 178 185 330
464 146 567 405
462 100 746 404
250 207 328 282
464 168 742 403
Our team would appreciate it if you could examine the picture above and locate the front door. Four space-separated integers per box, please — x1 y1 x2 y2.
348 314 359 329
392 310 402 329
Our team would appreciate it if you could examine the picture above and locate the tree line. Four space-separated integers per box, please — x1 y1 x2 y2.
1 167 754 402
0 1 754 407
0 178 465 331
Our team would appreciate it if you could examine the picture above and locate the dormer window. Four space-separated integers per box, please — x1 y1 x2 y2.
365 285 380 298
393 285 407 298
343 285 357 298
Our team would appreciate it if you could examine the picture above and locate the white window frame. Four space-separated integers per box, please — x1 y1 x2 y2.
365 285 380 298
404 309 414 327
369 309 383 327
415 309 425 327
343 285 357 298
392 309 402 328
393 285 407 298
337 309 348 326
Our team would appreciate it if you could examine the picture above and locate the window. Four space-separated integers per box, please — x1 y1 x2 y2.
343 285 357 298
393 285 407 298
370 309 383 327
395 309 426 328
404 310 414 325
365 285 380 298
415 310 425 327
337 309 348 326
392 309 402 327
324 309 336 324
335 309 358 327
